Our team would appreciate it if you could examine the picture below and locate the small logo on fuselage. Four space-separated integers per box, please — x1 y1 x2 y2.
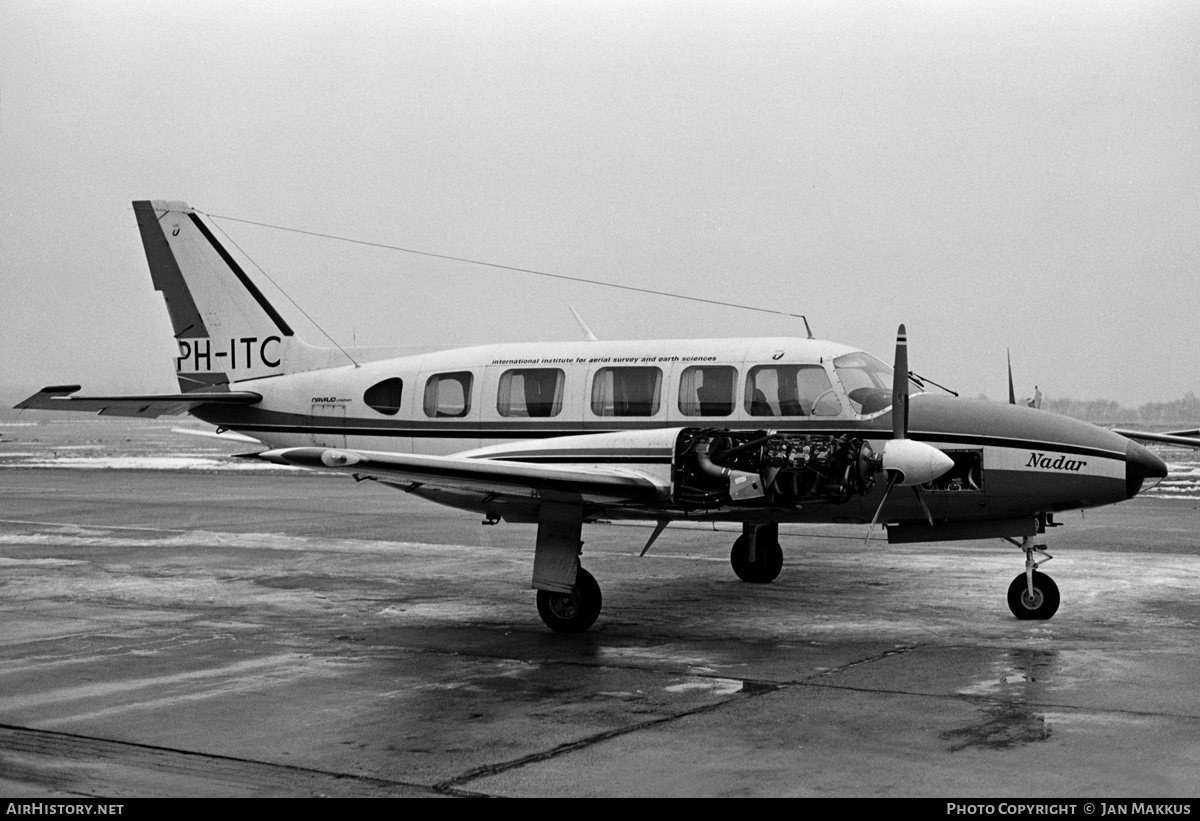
1026 452 1088 472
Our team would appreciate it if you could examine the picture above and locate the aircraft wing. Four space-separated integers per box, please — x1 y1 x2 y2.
1113 428 1200 449
14 385 262 418
257 446 670 505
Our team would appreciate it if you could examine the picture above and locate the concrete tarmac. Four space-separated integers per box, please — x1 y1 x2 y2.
0 468 1198 797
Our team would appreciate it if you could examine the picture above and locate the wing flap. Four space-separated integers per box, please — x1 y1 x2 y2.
259 446 670 504
14 385 262 418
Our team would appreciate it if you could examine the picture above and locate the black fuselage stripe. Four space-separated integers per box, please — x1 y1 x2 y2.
188 213 294 337
909 432 1121 460
213 417 1126 462
483 456 673 464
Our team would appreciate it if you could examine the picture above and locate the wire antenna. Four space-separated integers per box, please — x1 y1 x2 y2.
207 212 815 337
203 213 360 368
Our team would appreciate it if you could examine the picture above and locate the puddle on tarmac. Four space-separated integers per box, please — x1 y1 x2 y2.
944 648 1058 751
958 648 1058 696
940 700 1052 751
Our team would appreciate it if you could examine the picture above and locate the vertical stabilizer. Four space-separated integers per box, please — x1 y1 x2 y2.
134 200 306 391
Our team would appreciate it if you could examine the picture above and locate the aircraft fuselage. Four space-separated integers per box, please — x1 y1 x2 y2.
192 335 1160 533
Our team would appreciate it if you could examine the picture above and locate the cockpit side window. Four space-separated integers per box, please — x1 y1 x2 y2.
744 365 838 417
833 352 894 415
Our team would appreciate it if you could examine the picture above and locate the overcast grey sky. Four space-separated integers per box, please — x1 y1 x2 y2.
2 0 1197 403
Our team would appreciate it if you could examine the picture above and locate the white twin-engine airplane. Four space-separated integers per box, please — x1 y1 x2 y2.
18 201 1169 632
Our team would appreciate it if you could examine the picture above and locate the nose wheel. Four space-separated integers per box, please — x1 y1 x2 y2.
1006 537 1059 620
1007 571 1059 619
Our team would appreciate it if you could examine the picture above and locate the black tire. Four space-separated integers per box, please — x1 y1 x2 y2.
1007 572 1060 620
536 567 602 633
730 535 783 583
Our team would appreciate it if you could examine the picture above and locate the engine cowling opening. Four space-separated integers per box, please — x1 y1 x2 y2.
673 428 877 509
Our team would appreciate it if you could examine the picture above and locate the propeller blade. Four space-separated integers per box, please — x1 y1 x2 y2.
913 486 934 526
892 324 909 440
865 472 900 544
1008 349 1017 405
868 323 950 543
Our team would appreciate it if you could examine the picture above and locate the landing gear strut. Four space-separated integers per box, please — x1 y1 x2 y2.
731 523 783 583
1007 537 1059 620
536 567 602 633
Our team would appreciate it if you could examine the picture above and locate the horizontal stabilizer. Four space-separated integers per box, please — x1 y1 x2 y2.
14 386 261 418
256 446 668 504
1113 429 1200 449
171 426 262 444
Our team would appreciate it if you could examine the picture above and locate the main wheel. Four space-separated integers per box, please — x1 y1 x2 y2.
536 567 602 632
1007 572 1060 620
730 535 783 583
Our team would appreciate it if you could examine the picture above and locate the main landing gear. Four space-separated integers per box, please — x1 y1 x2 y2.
1007 537 1059 620
534 522 783 633
536 567 602 633
531 502 605 633
530 507 788 632
730 523 783 584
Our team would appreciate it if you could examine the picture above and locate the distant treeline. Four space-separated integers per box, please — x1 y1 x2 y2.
1025 392 1200 426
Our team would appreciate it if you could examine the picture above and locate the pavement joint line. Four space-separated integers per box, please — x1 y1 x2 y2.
0 722 443 797
437 686 775 790
802 642 926 680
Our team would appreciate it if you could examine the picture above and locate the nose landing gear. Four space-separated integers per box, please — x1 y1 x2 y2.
1006 537 1059 620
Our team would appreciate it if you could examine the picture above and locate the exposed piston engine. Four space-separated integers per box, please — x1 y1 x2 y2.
673 428 878 509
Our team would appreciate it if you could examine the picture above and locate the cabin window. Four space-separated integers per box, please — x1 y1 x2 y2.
591 366 662 417
497 368 565 417
745 365 839 417
423 371 473 418
363 377 403 416
678 365 737 417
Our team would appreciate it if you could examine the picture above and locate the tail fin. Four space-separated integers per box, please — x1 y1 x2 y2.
134 200 310 390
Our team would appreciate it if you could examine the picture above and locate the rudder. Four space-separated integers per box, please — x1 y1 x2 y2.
134 200 300 390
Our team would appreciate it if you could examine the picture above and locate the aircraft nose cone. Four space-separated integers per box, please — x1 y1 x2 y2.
1125 440 1168 499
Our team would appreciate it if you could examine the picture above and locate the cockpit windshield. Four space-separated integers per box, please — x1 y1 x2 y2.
833 352 896 416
